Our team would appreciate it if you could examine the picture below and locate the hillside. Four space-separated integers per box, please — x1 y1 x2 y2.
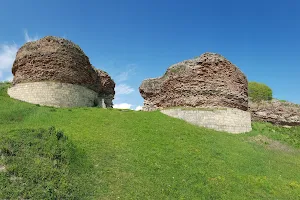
1 82 300 199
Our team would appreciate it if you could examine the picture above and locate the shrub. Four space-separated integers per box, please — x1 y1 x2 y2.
248 82 272 102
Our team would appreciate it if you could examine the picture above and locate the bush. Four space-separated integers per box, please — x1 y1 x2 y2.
248 82 272 102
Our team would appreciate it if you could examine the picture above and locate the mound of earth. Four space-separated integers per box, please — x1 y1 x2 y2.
139 53 248 111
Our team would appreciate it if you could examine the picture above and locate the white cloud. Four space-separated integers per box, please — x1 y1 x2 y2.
24 30 39 42
0 44 18 81
135 106 143 111
115 67 136 83
115 84 134 95
113 66 137 105
113 103 132 109
0 30 39 81
115 71 130 83
5 75 13 82
0 44 18 70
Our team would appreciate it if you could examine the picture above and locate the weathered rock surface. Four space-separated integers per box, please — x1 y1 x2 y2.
95 69 115 107
10 36 115 108
139 53 248 111
249 100 300 126
12 36 99 92
96 69 115 95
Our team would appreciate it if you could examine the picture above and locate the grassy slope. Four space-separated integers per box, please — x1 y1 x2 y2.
1 83 300 199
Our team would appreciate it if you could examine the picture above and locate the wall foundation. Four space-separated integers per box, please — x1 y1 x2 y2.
161 108 252 134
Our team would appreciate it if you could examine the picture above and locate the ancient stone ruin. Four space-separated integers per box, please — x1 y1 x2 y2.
249 100 300 126
8 36 115 108
139 52 252 133
140 53 248 111
96 68 115 108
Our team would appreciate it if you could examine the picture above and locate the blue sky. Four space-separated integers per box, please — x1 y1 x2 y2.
0 0 299 109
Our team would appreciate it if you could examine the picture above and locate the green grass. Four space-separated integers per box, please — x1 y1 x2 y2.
0 127 92 199
1 83 300 199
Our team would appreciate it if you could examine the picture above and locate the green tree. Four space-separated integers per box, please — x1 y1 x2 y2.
248 81 273 102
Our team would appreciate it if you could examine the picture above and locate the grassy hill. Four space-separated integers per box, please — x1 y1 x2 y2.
1 82 300 199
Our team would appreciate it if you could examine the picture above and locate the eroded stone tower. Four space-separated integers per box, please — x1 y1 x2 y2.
139 53 252 133
8 36 115 108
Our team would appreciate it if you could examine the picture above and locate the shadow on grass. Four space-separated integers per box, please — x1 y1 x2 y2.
0 127 95 200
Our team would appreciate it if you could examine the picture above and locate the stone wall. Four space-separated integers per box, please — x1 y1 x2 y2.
161 108 252 134
140 53 249 111
8 82 108 108
12 36 100 93
249 100 300 126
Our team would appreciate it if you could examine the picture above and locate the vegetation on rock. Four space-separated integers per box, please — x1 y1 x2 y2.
248 81 273 102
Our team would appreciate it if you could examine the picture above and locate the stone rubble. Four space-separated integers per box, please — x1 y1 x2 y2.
249 99 300 126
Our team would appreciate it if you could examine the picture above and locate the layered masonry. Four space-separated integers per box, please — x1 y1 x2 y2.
139 53 252 133
8 82 100 107
8 36 115 108
161 108 252 134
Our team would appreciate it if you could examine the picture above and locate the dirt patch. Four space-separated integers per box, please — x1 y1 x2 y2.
248 135 297 153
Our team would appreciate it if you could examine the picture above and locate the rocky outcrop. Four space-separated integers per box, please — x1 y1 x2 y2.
139 53 248 111
249 100 300 126
95 69 115 108
12 36 100 92
95 69 115 95
10 36 115 108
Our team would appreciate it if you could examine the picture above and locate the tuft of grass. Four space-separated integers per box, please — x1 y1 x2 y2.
279 99 287 103
0 82 11 96
163 106 227 111
249 122 300 148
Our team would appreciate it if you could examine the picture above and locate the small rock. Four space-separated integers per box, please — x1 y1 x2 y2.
0 165 6 172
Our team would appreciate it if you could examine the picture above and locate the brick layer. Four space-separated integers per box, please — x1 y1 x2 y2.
161 108 252 134
8 82 99 107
